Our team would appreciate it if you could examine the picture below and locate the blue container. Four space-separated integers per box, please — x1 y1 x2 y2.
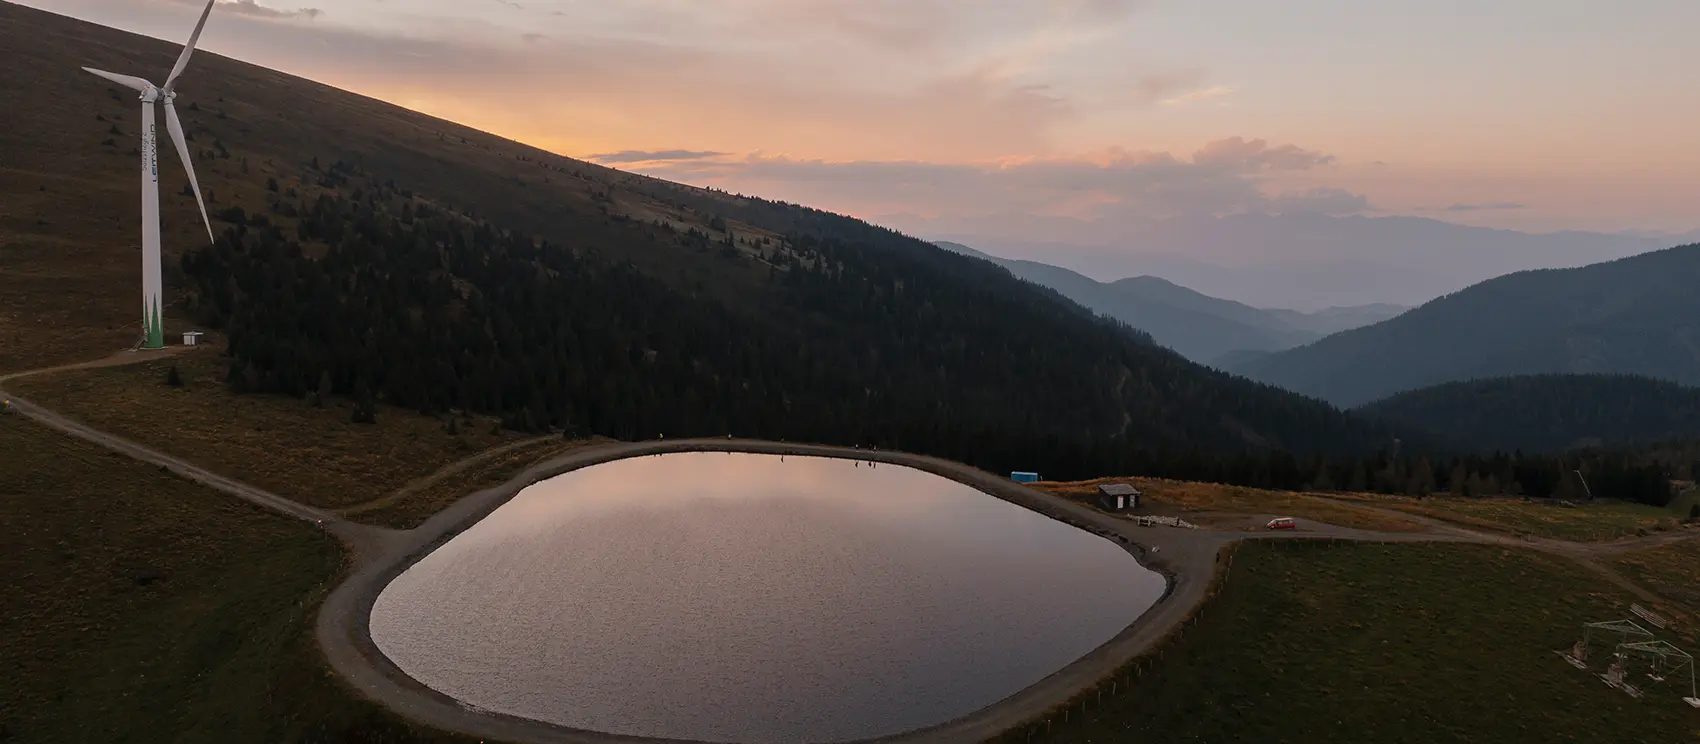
1010 471 1040 484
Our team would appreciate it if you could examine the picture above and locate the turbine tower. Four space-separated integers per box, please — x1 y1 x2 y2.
83 0 218 350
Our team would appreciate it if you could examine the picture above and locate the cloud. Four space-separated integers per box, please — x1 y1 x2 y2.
1051 0 1151 23
621 138 1361 223
1270 187 1373 215
145 2 1083 161
216 0 321 20
1119 71 1207 104
717 0 1151 51
1433 202 1527 212
773 0 956 49
1192 137 1334 171
1160 84 1235 106
588 149 729 164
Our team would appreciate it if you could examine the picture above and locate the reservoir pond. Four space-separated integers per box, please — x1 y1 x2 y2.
369 451 1163 743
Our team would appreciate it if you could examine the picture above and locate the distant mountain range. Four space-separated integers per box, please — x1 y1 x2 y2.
1235 243 1700 407
901 213 1698 310
1358 375 1700 454
934 241 1405 364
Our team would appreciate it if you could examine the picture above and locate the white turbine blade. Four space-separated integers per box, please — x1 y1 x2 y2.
163 102 214 243
164 0 218 91
82 67 151 92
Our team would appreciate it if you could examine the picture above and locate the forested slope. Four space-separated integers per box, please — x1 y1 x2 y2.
178 158 1405 482
1358 374 1700 453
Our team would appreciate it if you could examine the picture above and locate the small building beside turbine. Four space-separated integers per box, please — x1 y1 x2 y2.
182 331 203 346
1095 483 1139 512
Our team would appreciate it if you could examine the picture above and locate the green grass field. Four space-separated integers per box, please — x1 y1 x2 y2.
1013 541 1696 744
1670 486 1700 519
1614 539 1700 622
0 416 470 743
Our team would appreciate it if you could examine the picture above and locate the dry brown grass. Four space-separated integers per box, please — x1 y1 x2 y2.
1031 477 1432 533
1037 476 1684 542
1331 492 1679 541
344 435 615 529
9 350 527 510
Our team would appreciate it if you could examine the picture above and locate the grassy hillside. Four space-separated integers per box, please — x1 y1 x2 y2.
0 1 1406 475
7 351 527 512
1013 541 1696 744
1238 245 1700 406
0 416 469 743
1359 374 1700 453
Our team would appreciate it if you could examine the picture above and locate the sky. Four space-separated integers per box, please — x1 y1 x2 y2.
27 0 1700 243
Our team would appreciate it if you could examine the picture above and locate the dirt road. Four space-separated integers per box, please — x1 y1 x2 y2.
2 348 340 526
335 434 566 518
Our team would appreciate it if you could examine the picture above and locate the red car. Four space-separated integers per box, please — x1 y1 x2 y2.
1266 517 1297 530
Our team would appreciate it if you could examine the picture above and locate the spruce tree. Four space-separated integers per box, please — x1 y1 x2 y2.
351 380 377 424
1407 456 1435 497
1310 458 1335 492
1347 461 1369 492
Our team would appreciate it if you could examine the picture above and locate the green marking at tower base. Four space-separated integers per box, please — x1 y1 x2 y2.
143 296 165 349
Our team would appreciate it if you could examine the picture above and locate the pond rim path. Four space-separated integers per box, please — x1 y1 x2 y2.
5 349 1696 744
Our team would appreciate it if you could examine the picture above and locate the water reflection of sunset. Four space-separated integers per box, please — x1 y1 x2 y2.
371 452 1164 743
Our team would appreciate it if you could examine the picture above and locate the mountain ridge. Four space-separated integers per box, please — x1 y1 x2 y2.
913 212 1680 309
1237 244 1700 406
933 240 1403 364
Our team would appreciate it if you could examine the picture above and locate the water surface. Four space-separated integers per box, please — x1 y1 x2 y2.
370 452 1163 743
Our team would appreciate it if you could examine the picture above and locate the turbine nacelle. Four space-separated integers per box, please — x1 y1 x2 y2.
79 0 217 246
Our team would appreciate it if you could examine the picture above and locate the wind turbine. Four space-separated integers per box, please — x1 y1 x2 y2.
83 0 218 350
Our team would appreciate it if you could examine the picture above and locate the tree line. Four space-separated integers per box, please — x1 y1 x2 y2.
1358 373 1700 453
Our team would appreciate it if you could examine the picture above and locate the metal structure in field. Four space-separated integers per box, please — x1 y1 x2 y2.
1630 603 1669 630
1557 619 1653 670
1558 619 1700 706
81 0 218 349
1613 641 1698 707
